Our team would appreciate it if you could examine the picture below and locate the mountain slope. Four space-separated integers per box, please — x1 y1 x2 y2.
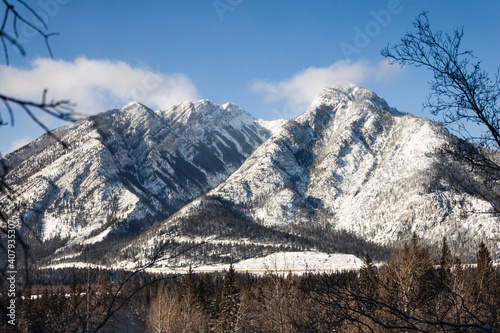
213 85 499 250
1 100 279 249
115 84 499 268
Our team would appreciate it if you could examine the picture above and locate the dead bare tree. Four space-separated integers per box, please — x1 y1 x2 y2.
306 242 497 332
382 12 500 214
90 231 206 333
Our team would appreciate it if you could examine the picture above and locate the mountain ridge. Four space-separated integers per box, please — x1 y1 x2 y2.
112 84 499 269
2 84 499 269
1 99 277 250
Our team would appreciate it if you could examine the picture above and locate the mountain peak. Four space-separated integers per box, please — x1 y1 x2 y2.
118 101 155 118
160 99 255 128
6 85 499 268
121 100 146 110
297 84 398 133
310 84 391 113
220 102 239 111
315 84 376 100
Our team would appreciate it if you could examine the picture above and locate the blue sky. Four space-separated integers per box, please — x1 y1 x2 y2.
1 0 499 154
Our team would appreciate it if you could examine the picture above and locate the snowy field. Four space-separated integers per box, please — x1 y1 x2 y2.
149 251 365 275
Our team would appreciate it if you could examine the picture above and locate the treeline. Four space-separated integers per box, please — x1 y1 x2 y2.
20 193 392 269
81 196 392 269
1 236 499 332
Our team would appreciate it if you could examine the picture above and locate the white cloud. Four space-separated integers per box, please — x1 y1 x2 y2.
250 59 402 118
0 57 200 115
9 135 33 153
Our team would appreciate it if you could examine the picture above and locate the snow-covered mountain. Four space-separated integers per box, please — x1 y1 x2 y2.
110 84 499 269
217 86 500 249
3 84 499 269
1 100 279 249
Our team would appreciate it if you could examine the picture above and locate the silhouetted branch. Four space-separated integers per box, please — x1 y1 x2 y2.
382 12 500 215
382 12 500 150
0 0 59 63
0 0 76 291
92 229 206 333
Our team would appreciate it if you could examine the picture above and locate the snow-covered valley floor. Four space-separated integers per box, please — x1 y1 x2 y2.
148 251 365 275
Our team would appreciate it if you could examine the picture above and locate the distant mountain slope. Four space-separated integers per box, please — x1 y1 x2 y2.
1 100 280 249
114 84 499 269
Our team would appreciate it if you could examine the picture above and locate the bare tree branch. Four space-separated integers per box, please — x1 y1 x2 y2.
382 12 500 151
0 0 78 304
382 12 500 215
0 0 60 63
91 230 206 333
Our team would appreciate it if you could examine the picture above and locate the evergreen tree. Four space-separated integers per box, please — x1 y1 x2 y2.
183 264 196 299
198 273 214 313
475 241 493 300
358 253 379 314
439 236 453 287
19 285 34 333
34 289 50 332
100 276 112 299
359 253 378 294
218 263 240 332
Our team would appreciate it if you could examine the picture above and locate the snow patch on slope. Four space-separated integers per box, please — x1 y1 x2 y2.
257 118 288 136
